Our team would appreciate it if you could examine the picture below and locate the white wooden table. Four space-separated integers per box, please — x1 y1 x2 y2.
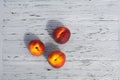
0 0 120 80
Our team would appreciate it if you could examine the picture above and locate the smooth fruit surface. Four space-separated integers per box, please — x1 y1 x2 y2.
29 40 44 56
48 51 66 68
53 26 71 44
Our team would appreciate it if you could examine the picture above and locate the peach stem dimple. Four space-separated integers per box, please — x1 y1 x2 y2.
55 59 57 61
35 47 39 51
54 54 63 61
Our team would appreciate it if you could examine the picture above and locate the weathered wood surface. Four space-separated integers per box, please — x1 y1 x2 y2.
0 0 4 80
1 0 120 80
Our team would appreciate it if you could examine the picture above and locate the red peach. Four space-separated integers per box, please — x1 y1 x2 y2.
53 26 71 44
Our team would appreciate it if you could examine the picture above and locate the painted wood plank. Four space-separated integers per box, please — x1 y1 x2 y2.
2 40 120 61
2 21 119 41
0 0 4 80
2 61 120 80
0 26 2 80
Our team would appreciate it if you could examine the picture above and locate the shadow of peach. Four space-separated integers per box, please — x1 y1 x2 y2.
24 32 40 50
46 20 64 38
43 42 60 59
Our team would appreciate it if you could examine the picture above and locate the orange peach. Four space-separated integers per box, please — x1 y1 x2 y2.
28 40 44 56
48 51 66 68
53 26 71 44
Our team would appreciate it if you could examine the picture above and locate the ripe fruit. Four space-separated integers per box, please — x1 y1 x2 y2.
53 26 71 44
48 51 66 68
28 40 45 56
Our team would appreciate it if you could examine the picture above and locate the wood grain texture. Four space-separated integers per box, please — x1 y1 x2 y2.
0 0 4 80
1 0 120 80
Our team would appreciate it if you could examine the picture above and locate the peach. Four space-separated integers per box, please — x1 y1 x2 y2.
48 51 66 68
53 26 71 44
28 40 44 56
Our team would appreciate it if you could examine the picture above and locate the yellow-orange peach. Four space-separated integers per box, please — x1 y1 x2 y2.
28 40 44 56
48 51 66 68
